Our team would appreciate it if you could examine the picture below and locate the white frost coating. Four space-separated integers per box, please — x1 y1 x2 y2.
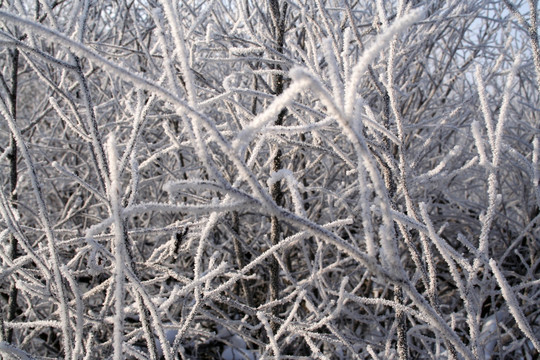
62 265 84 360
417 141 464 182
160 0 197 106
0 10 187 111
232 71 311 152
0 75 73 360
492 55 520 167
159 262 228 309
358 162 377 258
51 161 108 203
222 73 235 91
420 203 480 353
205 23 216 44
475 66 495 146
257 312 280 359
290 67 344 120
290 67 400 274
345 8 424 118
186 0 216 38
164 180 234 201
275 290 306 341
127 148 139 208
268 169 306 217
230 46 265 56
138 144 178 170
477 172 497 260
322 38 344 108
152 10 184 98
48 97 91 141
154 328 179 358
474 58 520 262
343 291 425 322
252 69 287 77
471 120 488 166
341 27 352 84
533 137 540 208
1 3 537 359
489 259 540 352
366 345 381 360
363 104 400 145
85 200 254 244
264 117 334 135
376 0 389 29
106 135 126 360
0 145 13 165
204 217 353 299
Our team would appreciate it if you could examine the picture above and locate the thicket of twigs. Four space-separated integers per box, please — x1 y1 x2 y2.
0 0 539 359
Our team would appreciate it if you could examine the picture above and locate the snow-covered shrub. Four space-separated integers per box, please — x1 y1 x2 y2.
0 0 538 359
